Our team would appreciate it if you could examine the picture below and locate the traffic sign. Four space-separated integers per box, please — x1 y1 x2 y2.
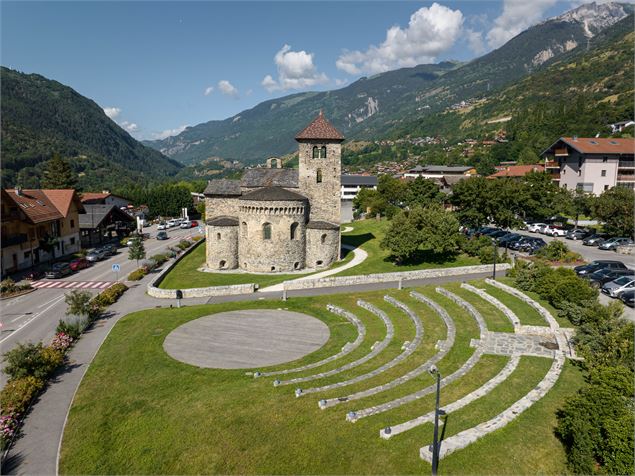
112 264 121 272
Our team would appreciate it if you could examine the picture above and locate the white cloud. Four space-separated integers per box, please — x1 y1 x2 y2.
486 0 557 49
218 80 239 98
334 78 348 87
262 44 329 92
336 3 464 75
103 107 121 119
466 28 486 55
120 121 139 133
204 86 214 96
152 124 189 140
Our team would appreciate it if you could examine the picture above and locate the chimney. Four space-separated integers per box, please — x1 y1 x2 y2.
15 186 22 196
573 135 578 141
102 190 110 194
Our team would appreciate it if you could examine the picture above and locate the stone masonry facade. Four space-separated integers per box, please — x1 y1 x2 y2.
204 112 343 273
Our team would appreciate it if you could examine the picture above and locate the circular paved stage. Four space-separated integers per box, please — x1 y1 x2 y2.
163 310 330 369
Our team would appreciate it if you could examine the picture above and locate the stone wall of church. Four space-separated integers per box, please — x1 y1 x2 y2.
206 224 238 270
238 199 307 273
205 196 240 220
305 227 340 269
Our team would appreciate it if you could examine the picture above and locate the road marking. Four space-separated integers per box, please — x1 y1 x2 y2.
30 281 113 290
0 295 67 344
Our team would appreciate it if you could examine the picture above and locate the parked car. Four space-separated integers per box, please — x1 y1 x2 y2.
190 220 199 227
498 233 522 246
566 229 591 241
526 223 546 233
582 234 607 246
574 259 628 276
546 225 567 237
166 219 177 228
24 269 44 281
602 275 635 298
69 257 90 271
157 221 168 230
586 269 633 288
479 227 500 236
98 244 117 256
180 220 192 229
620 289 635 307
157 231 169 240
45 262 72 278
526 239 547 254
86 249 108 262
598 237 634 251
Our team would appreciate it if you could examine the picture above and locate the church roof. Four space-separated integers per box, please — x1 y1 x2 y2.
206 216 239 226
241 168 299 188
204 179 242 196
240 186 307 202
295 111 344 141
307 220 339 230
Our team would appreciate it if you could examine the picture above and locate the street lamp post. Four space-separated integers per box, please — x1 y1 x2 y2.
429 365 442 475
492 238 497 280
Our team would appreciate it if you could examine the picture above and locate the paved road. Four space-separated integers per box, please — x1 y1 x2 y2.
0 224 198 387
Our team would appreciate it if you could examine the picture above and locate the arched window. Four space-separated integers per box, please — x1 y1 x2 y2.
316 169 323 183
321 146 327 158
312 146 319 158
241 221 247 237
216 233 221 240
263 222 272 240
290 222 299 240
321 233 327 244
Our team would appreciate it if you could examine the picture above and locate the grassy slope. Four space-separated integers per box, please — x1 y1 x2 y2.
60 283 582 474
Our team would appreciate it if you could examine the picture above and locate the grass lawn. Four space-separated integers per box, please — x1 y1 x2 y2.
60 282 583 474
338 219 480 277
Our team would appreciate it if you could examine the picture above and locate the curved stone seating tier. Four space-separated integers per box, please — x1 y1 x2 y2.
460 283 520 331
314 296 424 405
484 279 569 354
277 300 394 388
435 288 487 339
380 355 521 439
419 353 565 462
323 292 456 411
257 305 366 378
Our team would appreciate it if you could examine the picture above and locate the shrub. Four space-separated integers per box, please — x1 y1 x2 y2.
0 278 16 295
50 332 74 353
56 320 82 340
164 248 177 258
90 283 128 307
150 253 169 266
461 236 502 264
535 241 581 263
140 259 157 272
177 239 192 250
191 235 203 242
41 346 64 373
2 343 58 381
0 413 20 449
120 236 131 246
0 376 45 415
127 268 147 281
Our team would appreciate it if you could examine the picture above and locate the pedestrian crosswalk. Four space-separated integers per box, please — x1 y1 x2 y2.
31 280 114 290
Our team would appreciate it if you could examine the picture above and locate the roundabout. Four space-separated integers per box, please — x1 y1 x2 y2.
163 309 330 369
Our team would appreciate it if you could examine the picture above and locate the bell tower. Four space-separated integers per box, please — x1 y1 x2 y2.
295 111 344 224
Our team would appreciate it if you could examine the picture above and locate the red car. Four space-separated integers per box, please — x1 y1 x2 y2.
190 220 198 227
69 257 90 271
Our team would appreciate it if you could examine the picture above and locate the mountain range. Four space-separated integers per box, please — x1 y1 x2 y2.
145 1 633 165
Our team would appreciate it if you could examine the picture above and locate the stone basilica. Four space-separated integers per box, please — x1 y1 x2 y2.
203 112 343 273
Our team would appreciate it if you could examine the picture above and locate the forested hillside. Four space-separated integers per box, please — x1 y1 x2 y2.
0 67 182 190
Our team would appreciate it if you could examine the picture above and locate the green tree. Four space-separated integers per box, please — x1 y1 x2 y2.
41 153 78 189
516 146 540 164
377 174 408 208
592 186 635 237
449 177 491 228
64 289 100 320
353 187 389 218
521 171 565 220
380 210 421 263
405 177 443 208
128 238 146 267
487 179 525 229
413 204 463 256
39 234 59 265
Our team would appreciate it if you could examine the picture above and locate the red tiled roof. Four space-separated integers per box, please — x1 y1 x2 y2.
80 192 111 203
488 165 545 178
559 137 635 155
4 189 64 224
295 111 344 141
43 189 84 217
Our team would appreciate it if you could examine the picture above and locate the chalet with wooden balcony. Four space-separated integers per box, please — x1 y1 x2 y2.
1 188 84 276
541 137 635 195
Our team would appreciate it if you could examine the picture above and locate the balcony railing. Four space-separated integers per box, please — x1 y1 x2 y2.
554 148 569 156
617 175 635 182
2 234 27 248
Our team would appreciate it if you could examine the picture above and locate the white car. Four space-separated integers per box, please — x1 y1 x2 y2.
544 225 567 237
527 223 546 233
166 219 177 228
180 220 192 229
157 222 168 230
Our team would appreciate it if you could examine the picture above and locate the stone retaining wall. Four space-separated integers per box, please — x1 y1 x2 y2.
146 239 257 299
282 264 511 291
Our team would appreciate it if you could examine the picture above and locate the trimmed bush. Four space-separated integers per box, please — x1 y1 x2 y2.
2 343 61 381
127 268 147 281
90 283 128 307
177 239 192 250
50 332 74 353
150 253 169 266
191 235 203 242
56 320 82 340
0 278 16 294
0 376 45 415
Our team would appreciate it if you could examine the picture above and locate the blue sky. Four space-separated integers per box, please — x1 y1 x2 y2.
2 1 575 140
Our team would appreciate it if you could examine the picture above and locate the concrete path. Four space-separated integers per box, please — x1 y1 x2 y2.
163 310 329 369
259 244 368 292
